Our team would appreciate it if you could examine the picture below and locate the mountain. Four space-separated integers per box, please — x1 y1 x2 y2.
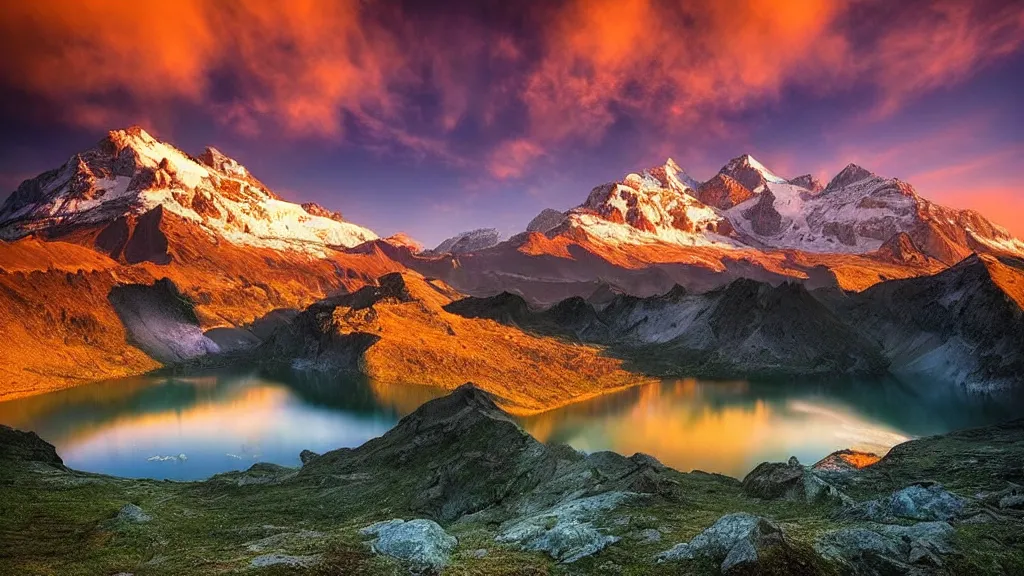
718 154 789 192
789 174 825 193
445 254 1024 390
428 228 501 255
3 128 1022 399
834 254 1024 392
445 278 890 378
396 154 996 303
727 164 1024 264
695 174 755 210
0 127 377 255
0 127 404 400
256 271 653 414
526 208 567 233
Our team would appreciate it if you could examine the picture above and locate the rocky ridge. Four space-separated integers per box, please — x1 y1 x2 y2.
443 254 1024 390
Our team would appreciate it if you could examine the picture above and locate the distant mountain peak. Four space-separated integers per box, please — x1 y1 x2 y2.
788 174 824 193
695 174 755 210
647 158 701 192
719 153 787 191
824 163 875 193
429 228 501 255
0 127 377 254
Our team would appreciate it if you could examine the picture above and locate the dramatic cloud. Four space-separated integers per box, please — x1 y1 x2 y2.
0 0 1021 232
2 0 1021 165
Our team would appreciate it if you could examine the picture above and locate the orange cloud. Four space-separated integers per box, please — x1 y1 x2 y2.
0 1 412 142
0 0 1021 183
487 139 546 179
507 0 851 175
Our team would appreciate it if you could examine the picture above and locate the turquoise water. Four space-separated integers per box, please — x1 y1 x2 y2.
0 371 1017 480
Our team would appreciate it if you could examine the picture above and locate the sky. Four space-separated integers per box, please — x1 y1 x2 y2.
0 0 1022 247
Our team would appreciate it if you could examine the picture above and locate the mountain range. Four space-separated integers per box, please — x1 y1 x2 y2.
1 127 1022 402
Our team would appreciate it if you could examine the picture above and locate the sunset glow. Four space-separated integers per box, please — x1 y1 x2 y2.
1 0 1021 245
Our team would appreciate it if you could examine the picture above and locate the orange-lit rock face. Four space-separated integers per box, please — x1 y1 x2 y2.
0 212 405 401
307 272 655 414
696 174 755 210
839 451 882 469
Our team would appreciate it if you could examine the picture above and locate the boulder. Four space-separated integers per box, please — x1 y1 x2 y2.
742 457 849 504
496 492 631 563
841 482 967 523
656 513 800 574
360 518 457 572
815 521 955 575
116 504 151 524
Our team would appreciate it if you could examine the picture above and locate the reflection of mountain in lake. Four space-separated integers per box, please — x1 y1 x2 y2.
519 377 1022 478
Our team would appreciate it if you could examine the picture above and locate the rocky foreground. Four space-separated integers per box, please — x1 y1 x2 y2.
2 384 1024 575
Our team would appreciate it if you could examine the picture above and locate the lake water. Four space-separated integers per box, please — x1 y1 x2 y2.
0 371 1018 481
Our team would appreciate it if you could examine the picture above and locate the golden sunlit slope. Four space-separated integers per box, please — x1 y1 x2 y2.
262 271 656 415
0 213 406 401
394 227 946 306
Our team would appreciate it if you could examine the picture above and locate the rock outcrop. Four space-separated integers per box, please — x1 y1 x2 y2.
840 482 968 523
656 513 805 574
742 456 849 504
526 208 567 234
0 425 64 465
696 174 755 210
815 522 955 576
742 188 784 236
790 174 825 193
107 278 220 363
360 519 457 572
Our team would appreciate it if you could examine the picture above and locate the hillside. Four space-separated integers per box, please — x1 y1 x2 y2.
257 272 654 414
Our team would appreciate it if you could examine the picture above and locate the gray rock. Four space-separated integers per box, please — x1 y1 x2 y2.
815 521 955 575
117 504 151 524
656 513 795 574
299 449 320 465
496 492 632 563
250 553 319 568
361 518 457 572
743 458 850 504
842 482 966 522
999 493 1024 509
471 548 488 559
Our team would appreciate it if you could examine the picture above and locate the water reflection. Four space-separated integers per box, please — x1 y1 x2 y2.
0 371 1017 481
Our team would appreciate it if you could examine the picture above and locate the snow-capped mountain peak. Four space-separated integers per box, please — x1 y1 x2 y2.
0 127 377 255
788 174 825 193
718 153 788 191
428 228 502 255
662 158 702 191
824 163 875 193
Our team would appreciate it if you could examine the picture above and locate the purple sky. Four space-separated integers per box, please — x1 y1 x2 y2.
1 0 1022 247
